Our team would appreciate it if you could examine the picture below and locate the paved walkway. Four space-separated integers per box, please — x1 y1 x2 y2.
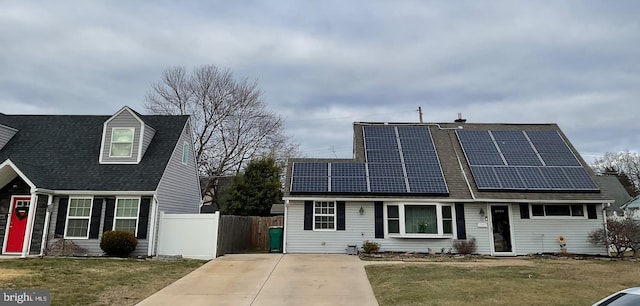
137 254 379 306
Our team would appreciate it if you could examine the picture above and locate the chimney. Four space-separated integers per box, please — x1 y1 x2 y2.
454 112 467 123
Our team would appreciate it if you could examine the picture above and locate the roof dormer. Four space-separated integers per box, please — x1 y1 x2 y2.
0 123 18 151
99 106 156 164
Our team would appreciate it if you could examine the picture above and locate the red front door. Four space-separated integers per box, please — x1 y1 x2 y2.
5 197 31 253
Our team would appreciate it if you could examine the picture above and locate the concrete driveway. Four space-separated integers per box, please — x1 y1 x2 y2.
137 254 379 306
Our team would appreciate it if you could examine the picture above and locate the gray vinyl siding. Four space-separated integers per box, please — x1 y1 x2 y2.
285 201 455 254
47 196 150 256
155 120 201 215
140 124 156 157
510 203 606 255
101 109 142 163
153 121 200 255
0 125 17 150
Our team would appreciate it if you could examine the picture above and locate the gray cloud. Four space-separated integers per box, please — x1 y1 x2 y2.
1 1 638 162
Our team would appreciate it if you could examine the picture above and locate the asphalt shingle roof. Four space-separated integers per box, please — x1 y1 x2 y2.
0 114 188 191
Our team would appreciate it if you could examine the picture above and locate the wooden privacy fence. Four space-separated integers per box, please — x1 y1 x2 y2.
217 215 284 256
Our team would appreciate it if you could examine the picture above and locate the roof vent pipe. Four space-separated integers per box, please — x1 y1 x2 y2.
454 112 467 123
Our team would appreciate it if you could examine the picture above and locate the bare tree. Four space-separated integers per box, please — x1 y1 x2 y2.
145 65 299 208
592 150 640 196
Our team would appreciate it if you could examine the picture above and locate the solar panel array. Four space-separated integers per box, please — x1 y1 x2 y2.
289 125 449 195
456 130 598 191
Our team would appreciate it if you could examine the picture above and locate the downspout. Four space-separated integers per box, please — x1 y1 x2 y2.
603 203 611 257
39 194 54 256
283 199 289 254
21 192 38 258
147 194 159 257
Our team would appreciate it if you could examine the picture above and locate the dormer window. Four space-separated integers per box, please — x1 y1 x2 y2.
110 128 135 157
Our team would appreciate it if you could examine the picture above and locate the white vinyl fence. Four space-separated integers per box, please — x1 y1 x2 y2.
157 211 220 260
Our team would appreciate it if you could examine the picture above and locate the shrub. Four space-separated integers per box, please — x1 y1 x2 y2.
362 240 380 254
589 218 640 257
452 237 477 254
100 231 138 257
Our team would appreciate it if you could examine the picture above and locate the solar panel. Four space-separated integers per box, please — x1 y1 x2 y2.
538 153 581 166
368 163 404 177
399 138 435 151
292 162 328 177
494 167 526 189
404 163 444 177
465 153 505 166
562 167 599 190
516 167 551 189
396 126 432 138
539 167 574 189
330 176 368 193
363 125 396 138
369 177 408 193
291 176 329 193
401 151 440 164
366 150 402 163
407 177 448 193
364 137 399 150
502 153 542 166
470 166 501 189
331 163 367 177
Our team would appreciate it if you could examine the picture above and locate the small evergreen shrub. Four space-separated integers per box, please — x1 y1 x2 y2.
100 231 138 257
362 240 380 254
452 237 477 254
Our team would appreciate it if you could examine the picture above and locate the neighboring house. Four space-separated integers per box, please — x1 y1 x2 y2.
620 196 640 220
283 121 613 256
0 106 202 257
594 175 632 216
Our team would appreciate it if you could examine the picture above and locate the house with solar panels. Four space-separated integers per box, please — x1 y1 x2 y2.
282 120 612 256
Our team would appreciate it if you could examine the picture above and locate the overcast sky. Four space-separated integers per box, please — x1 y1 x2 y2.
1 1 638 161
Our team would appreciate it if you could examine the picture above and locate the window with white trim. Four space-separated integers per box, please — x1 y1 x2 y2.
110 128 135 157
386 204 454 237
531 204 585 218
182 141 189 165
314 201 335 230
114 198 140 234
65 198 93 238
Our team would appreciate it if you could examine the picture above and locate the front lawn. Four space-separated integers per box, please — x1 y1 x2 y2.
366 259 640 306
0 258 205 306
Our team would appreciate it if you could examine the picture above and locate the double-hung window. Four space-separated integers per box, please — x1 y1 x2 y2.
314 201 335 230
386 203 453 237
65 198 93 239
110 128 135 157
114 198 140 234
531 204 585 218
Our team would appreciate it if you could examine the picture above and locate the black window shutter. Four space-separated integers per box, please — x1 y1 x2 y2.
374 201 384 238
304 201 313 230
88 199 103 239
587 204 597 219
54 197 69 236
337 201 345 230
519 203 530 219
455 203 466 240
137 197 151 239
103 198 116 232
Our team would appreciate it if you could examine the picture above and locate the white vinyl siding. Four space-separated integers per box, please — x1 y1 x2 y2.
64 198 93 239
285 201 455 254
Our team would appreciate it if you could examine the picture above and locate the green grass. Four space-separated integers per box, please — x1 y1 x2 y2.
366 259 640 306
0 258 206 306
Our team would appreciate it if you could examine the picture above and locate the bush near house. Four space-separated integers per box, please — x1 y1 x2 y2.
100 231 138 257
589 217 640 257
452 237 478 254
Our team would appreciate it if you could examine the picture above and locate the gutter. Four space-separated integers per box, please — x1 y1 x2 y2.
33 188 155 196
283 199 288 254
148 194 159 257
